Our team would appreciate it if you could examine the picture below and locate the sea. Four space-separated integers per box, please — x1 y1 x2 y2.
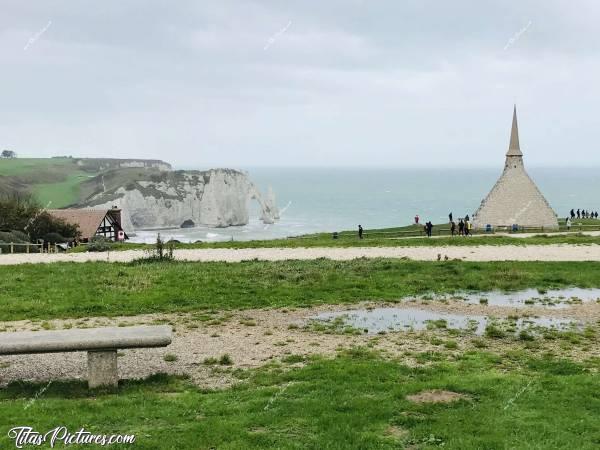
130 167 600 243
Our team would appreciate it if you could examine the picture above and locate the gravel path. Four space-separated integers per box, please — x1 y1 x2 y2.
2 245 600 265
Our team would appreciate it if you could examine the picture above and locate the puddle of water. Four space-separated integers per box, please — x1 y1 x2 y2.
313 307 580 335
431 287 600 308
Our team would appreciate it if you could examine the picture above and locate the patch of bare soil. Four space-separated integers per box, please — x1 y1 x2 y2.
406 389 467 404
384 425 409 439
0 299 597 389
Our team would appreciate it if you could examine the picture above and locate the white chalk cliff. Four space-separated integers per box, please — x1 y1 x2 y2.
81 169 279 231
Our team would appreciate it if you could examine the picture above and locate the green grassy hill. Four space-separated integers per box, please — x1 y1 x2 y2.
0 157 169 208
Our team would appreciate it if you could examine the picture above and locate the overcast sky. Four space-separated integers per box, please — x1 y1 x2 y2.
1 1 600 168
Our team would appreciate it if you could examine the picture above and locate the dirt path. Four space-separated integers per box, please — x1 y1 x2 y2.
2 244 600 265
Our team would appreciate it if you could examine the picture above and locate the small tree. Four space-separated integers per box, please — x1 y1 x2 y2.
131 233 175 264
153 233 174 261
1 150 16 158
0 192 80 242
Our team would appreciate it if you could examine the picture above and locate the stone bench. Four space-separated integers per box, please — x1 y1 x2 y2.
0 325 172 389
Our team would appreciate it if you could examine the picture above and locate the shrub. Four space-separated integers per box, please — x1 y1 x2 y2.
444 340 458 349
281 354 305 364
219 354 233 365
0 192 80 242
518 330 535 341
132 233 174 263
153 233 174 261
0 230 41 253
87 236 112 252
471 338 487 348
0 231 27 243
485 323 506 339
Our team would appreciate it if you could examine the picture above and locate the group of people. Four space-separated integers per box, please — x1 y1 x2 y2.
449 212 472 236
415 212 473 237
414 212 473 238
360 206 599 240
415 215 435 236
570 209 598 220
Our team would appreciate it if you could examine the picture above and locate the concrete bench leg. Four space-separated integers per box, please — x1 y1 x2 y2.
88 350 118 389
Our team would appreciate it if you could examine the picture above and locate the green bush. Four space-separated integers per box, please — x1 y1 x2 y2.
518 330 535 341
0 230 41 253
0 230 28 243
87 236 113 252
485 323 506 339
0 192 80 241
219 354 233 365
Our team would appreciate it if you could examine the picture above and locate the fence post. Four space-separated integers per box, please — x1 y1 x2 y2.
26 243 30 254
10 243 14 254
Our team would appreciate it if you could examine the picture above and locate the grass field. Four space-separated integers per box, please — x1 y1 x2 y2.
2 259 600 321
0 157 162 208
1 259 600 448
67 231 600 253
0 158 93 208
0 157 74 177
1 350 598 449
33 171 93 207
64 217 600 252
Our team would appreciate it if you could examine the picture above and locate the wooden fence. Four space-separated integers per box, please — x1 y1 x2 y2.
0 243 59 254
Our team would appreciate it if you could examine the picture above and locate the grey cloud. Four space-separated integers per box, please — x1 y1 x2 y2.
1 0 599 167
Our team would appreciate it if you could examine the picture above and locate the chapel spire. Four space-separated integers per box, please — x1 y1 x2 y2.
506 104 523 157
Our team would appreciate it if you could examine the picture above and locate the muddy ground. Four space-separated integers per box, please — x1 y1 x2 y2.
1 299 598 389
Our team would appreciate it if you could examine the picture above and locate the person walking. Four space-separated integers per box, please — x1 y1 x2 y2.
458 219 464 236
464 219 471 236
426 221 433 237
570 209 575 219
450 220 456 236
566 217 571 231
415 214 420 225
449 212 453 223
577 209 581 219
358 225 363 239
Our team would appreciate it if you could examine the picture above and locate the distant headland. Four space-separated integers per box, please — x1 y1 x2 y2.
0 157 279 232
